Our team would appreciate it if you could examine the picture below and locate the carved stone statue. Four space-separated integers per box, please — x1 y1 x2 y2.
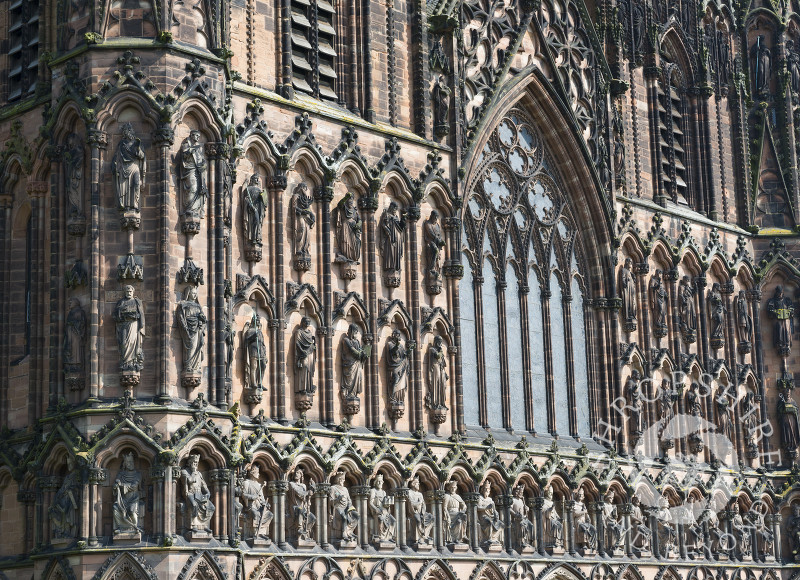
789 40 800 98
340 324 368 415
64 298 87 373
386 329 409 418
715 384 734 444
509 485 535 553
407 476 434 546
707 282 725 350
113 285 145 384
379 202 406 287
649 269 668 337
679 275 697 343
425 336 449 427
779 388 800 459
241 464 272 543
181 453 215 537
735 290 753 352
424 211 446 294
294 316 317 410
49 457 79 541
113 451 143 538
626 370 643 437
751 35 772 96
177 285 206 388
332 193 362 279
619 258 637 332
542 486 564 551
288 468 316 545
658 380 675 436
368 474 396 545
767 285 795 357
443 480 468 545
630 496 652 555
223 318 235 381
329 471 359 546
573 488 597 553
433 75 452 139
656 495 676 557
243 313 267 403
477 481 504 549
179 130 208 224
789 504 800 561
64 133 85 223
112 123 146 221
602 490 624 554
731 503 751 559
242 174 267 262
742 391 759 455
687 381 704 452
290 183 315 271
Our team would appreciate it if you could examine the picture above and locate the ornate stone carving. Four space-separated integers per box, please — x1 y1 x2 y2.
177 286 206 388
509 485 535 553
386 329 409 421
290 183 315 271
49 457 80 543
767 285 794 357
240 464 273 544
243 313 268 404
112 123 146 229
731 503 751 560
340 324 368 416
113 285 145 386
779 386 800 460
180 453 215 540
656 495 676 558
332 193 362 280
601 490 624 555
678 275 697 344
542 486 564 553
425 335 449 428
715 383 734 446
407 477 433 548
329 471 359 548
619 258 637 332
64 133 86 235
573 488 596 554
112 451 143 543
179 130 208 233
432 75 451 140
64 298 87 390
368 474 396 547
707 282 726 351
750 35 771 97
735 290 753 353
443 480 468 548
288 468 316 546
242 174 267 262
476 480 503 550
294 316 317 411
741 391 759 458
379 202 406 288
424 210 445 295
626 370 643 440
649 269 668 338
630 496 651 556
686 382 704 453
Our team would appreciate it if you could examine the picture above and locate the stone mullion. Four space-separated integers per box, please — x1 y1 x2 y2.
316 180 334 425
593 304 612 443
584 303 599 438
472 276 487 427
407 204 422 431
496 277 511 428
270 171 288 423
25 186 42 421
205 146 219 406
518 284 534 432
540 288 556 434
443 216 463 432
687 92 707 215
699 90 718 219
51 155 65 406
636 263 652 357
361 190 379 429
562 294 577 437
0 199 10 422
361 0 376 122
87 129 106 402
156 126 174 403
609 303 625 449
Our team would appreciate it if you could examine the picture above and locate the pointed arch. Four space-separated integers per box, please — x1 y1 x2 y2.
93 552 158 580
470 561 505 580
177 551 227 580
248 556 292 580
414 560 458 580
42 557 76 580
535 563 589 580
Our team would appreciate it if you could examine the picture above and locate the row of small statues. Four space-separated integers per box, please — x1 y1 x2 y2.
47 452 784 562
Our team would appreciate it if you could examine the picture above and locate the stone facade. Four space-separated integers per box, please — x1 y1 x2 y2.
2 0 800 579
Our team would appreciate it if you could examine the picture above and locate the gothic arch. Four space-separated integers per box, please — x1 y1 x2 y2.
414 560 458 580
470 561 505 580
177 551 228 580
535 563 589 580
42 557 76 580
248 556 292 580
93 552 158 580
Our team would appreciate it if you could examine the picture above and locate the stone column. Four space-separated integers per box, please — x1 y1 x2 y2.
315 178 335 426
86 128 107 402
532 497 546 556
564 499 576 556
393 487 409 549
428 489 445 551
677 521 686 560
497 493 513 553
718 510 732 561
154 125 174 403
352 485 371 549
268 170 288 422
465 491 480 551
88 468 105 546
150 466 165 544
274 480 288 548
313 482 330 548
771 513 782 561
592 501 605 556
620 503 633 557
360 187 380 428
406 203 423 431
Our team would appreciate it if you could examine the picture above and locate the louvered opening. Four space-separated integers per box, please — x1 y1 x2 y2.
658 76 687 203
7 0 37 101
290 0 338 102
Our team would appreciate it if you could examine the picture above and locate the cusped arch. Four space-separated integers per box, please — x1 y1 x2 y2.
368 559 413 580
177 551 228 580
470 561 504 580
96 94 160 136
535 563 589 580
93 552 158 580
176 99 224 142
414 560 458 580
42 557 76 580
248 556 292 580
296 557 344 580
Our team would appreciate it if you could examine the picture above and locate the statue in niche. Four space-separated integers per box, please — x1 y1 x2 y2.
368 474 396 545
49 457 79 540
789 504 800 560
789 40 800 99
656 495 676 557
379 201 407 287
332 193 362 279
423 210 446 294
433 75 452 139
425 336 449 427
112 123 146 221
707 282 726 350
407 476 434 546
113 285 145 382
686 382 704 453
678 275 697 343
288 468 316 544
241 464 273 543
742 391 759 455
683 497 704 555
751 35 772 97
735 290 753 351
63 298 87 373
612 105 625 187
242 174 267 262
64 132 85 224
294 317 317 411
477 481 504 548
779 388 800 459
649 269 668 337
243 313 268 403
113 451 143 537
602 490 624 554
715 384 734 444
179 130 208 223
329 471 359 546
658 380 675 439
618 258 637 331
767 285 795 357
290 183 315 271
755 507 775 559
731 503 751 559
386 329 409 418
223 318 235 381
630 496 652 554
626 370 643 437
176 285 206 388
340 323 369 415
573 488 597 553
542 486 564 551
443 480 468 545
509 484 535 552
181 453 215 536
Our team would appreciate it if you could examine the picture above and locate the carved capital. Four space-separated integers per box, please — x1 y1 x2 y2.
269 175 288 191
153 126 174 146
26 181 49 197
443 217 461 231
314 185 334 202
87 129 108 148
406 206 421 221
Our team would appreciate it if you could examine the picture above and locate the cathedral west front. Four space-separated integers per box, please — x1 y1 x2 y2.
3 0 800 578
